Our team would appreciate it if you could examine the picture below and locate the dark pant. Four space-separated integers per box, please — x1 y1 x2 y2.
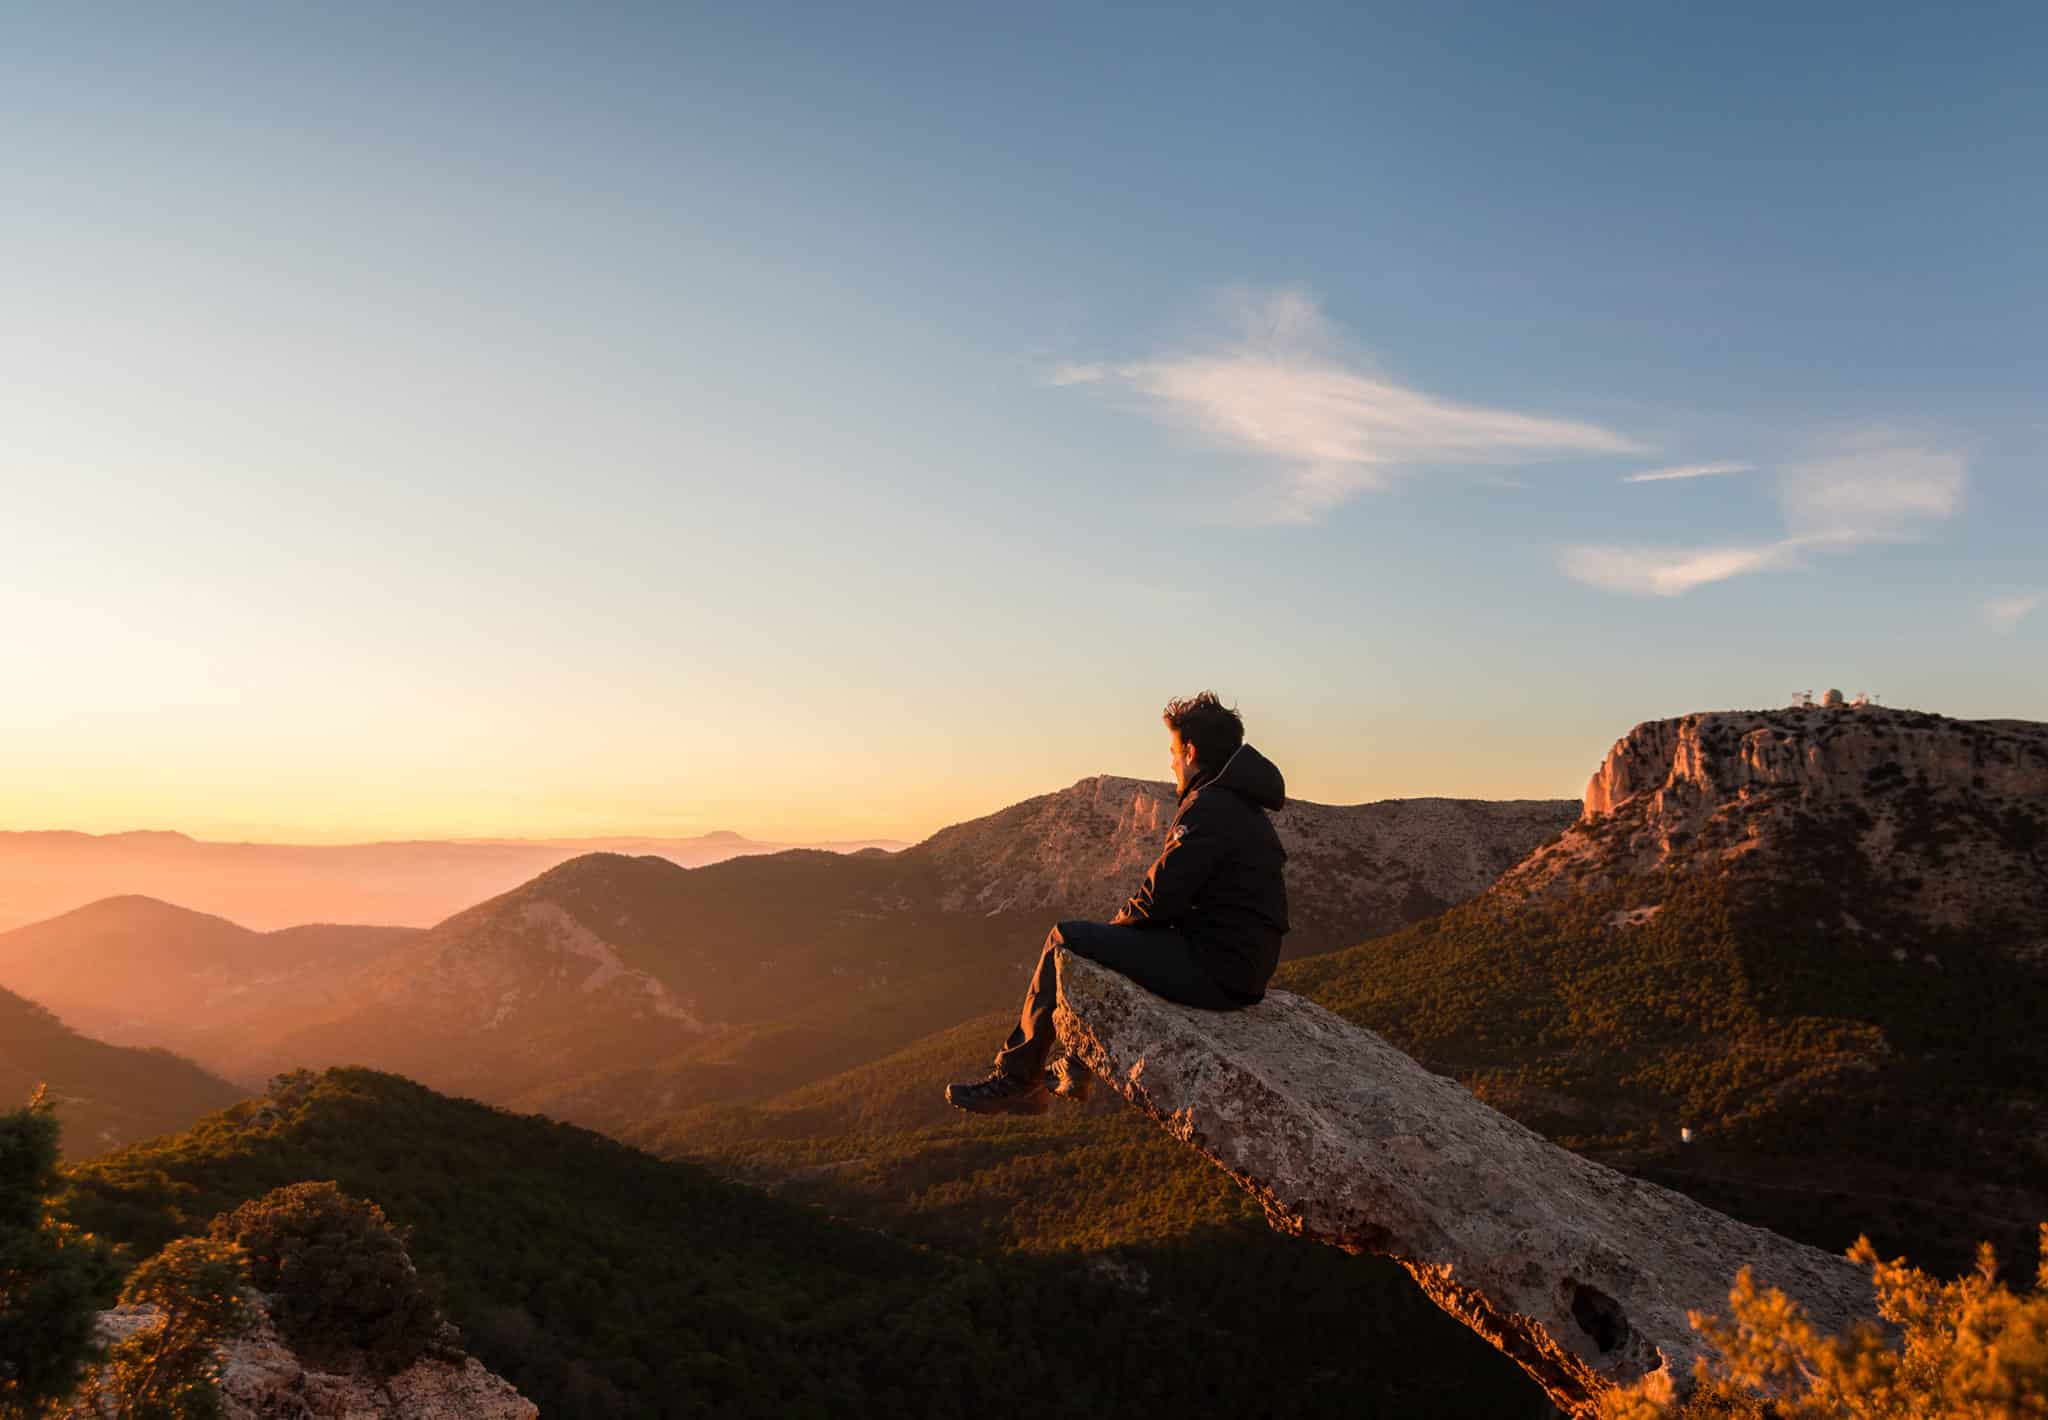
993 919 1244 1082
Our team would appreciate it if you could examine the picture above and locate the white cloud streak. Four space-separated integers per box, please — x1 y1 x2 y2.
1983 593 2042 632
1049 288 1644 522
1563 431 1967 597
1559 540 1808 597
1622 461 1752 483
1779 438 1966 542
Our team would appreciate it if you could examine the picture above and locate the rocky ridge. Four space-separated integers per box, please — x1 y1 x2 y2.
1497 704 2048 951
915 774 1576 953
1050 949 1875 1416
61 778 1571 1120
77 1298 536 1420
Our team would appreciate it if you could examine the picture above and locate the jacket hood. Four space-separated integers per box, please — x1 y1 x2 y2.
1182 742 1286 812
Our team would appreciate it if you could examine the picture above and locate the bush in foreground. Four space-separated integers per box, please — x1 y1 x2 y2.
76 1238 255 1420
1603 1224 2048 1418
207 1181 441 1375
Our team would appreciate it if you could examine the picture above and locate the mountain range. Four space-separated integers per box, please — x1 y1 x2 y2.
0 777 1573 1128
0 826 905 933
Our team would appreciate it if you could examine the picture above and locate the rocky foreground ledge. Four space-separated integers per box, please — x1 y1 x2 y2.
74 1297 536 1420
1051 949 1873 1416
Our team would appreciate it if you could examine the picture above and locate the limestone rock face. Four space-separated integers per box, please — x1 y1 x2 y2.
82 1299 536 1420
1578 706 2048 823
1500 705 2048 948
1051 950 1875 1416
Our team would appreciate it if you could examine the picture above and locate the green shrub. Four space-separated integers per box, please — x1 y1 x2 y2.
79 1237 254 1420
207 1182 440 1374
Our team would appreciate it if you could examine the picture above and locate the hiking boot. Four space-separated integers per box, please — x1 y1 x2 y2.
945 1068 1049 1116
1045 1055 1095 1103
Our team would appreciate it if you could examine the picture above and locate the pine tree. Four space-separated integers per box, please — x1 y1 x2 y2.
0 1087 119 1419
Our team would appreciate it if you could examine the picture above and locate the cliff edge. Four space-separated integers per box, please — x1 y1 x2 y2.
1051 949 1875 1416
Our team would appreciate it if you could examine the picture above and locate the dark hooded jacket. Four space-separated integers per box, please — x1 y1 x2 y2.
1109 742 1290 1002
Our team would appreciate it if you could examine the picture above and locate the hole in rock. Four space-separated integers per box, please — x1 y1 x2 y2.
1570 1282 1629 1354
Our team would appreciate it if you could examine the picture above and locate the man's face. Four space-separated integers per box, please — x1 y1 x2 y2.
1169 729 1197 793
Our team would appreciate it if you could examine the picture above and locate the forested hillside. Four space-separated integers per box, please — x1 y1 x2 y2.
1282 875 2048 1274
60 1068 1542 1419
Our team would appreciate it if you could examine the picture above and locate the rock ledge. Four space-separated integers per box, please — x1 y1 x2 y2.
1051 949 1874 1415
77 1296 536 1420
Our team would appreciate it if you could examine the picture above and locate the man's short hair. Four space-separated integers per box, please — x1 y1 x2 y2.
1162 692 1244 766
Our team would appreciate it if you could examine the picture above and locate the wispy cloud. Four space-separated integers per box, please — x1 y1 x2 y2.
1564 431 1967 597
1621 461 1752 484
1778 437 1966 542
1049 288 1644 522
1558 540 1807 597
1983 593 2042 632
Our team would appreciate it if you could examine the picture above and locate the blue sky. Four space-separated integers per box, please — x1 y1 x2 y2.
3 3 2042 841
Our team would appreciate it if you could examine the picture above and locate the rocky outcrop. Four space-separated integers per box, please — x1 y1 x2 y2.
1499 705 2048 948
1578 706 2048 823
917 775 1577 954
1051 949 1875 1416
81 1297 536 1420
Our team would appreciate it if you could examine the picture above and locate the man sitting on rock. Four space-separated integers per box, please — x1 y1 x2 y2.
946 692 1290 1115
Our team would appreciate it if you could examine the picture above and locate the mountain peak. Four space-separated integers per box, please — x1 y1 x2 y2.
45 894 245 930
527 850 691 889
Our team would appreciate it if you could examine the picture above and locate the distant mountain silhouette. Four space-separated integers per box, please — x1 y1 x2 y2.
0 981 240 1157
0 827 907 933
0 896 419 1079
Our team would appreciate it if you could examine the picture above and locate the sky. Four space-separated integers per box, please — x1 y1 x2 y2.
4 2 2043 843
